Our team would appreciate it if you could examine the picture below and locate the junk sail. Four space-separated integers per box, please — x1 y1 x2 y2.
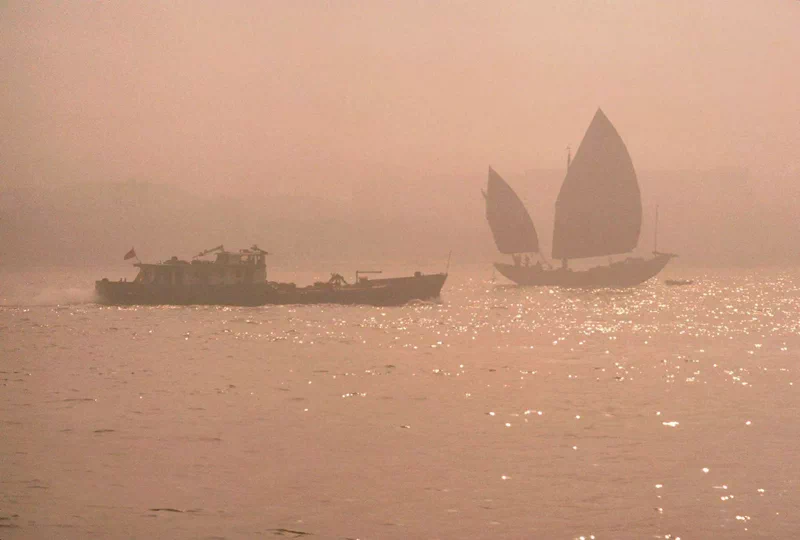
552 109 642 260
484 167 539 254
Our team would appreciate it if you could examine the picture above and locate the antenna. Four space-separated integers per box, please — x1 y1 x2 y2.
194 244 225 258
445 250 452 274
566 145 572 168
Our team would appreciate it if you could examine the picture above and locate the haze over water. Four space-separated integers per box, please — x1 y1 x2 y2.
3 2 799 268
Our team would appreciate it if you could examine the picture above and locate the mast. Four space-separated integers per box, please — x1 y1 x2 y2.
562 146 571 270
653 205 659 254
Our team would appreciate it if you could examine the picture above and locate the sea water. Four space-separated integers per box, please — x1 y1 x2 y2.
1 266 798 539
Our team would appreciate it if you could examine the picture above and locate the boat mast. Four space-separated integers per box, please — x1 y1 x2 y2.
562 145 571 270
653 205 659 254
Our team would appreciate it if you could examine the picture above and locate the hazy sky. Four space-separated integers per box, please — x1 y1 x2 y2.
3 1 799 194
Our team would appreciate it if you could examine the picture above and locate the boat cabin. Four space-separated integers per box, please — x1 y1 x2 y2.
133 245 268 286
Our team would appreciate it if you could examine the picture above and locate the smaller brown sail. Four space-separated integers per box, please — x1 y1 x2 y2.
483 167 539 254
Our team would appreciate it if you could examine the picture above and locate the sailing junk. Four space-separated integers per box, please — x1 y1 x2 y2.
485 109 675 287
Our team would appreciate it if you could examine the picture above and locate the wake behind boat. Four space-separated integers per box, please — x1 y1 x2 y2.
95 245 447 307
484 108 675 288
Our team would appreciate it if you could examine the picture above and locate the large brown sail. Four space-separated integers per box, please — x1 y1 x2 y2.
484 167 539 254
552 109 642 260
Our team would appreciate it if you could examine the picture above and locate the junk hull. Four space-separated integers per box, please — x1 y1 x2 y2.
494 254 673 288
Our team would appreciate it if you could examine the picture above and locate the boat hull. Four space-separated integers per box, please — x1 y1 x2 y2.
494 254 674 288
95 273 447 307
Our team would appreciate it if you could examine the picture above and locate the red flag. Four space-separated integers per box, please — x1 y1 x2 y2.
124 248 137 260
